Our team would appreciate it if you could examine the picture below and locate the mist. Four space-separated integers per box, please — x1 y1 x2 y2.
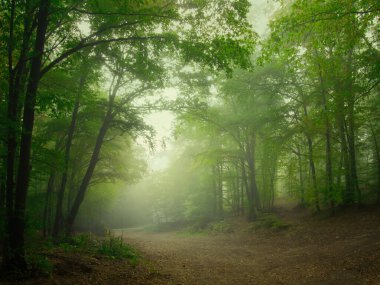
1 0 379 283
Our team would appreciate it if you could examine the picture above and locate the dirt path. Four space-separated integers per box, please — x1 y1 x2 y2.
116 208 380 285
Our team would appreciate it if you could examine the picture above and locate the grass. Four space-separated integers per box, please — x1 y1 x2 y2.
57 232 138 264
7 232 139 279
97 234 138 264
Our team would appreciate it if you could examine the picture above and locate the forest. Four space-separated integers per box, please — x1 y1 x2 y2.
0 0 379 284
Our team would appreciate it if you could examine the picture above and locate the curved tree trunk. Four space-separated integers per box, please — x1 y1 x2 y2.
65 75 121 236
53 75 85 241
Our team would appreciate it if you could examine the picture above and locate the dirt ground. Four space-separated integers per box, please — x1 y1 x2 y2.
118 205 380 285
1 204 380 285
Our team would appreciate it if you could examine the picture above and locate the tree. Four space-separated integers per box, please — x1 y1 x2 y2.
1 0 255 269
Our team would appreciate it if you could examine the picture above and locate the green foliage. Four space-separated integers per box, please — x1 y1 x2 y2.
208 220 234 234
25 254 54 277
97 233 138 263
253 214 289 231
58 233 94 252
58 233 138 263
184 217 213 232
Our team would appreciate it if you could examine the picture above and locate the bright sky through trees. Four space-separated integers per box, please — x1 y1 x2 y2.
145 0 278 171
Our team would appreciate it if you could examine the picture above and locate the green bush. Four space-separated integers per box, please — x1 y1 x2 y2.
254 214 289 231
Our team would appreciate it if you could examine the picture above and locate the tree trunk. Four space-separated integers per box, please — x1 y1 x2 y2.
65 75 121 235
345 49 361 205
5 2 32 253
245 133 259 220
65 116 112 235
296 145 305 205
240 175 245 215
0 178 5 242
301 98 320 212
340 121 353 204
67 169 76 214
43 173 55 238
369 123 380 205
53 75 85 241
212 166 218 218
6 0 50 270
306 134 320 212
216 162 224 218
347 94 361 205
269 160 276 211
5 2 17 264
241 158 256 220
318 63 334 210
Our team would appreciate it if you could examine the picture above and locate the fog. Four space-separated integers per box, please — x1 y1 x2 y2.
1 1 379 282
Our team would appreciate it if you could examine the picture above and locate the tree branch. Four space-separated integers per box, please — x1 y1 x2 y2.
40 35 170 77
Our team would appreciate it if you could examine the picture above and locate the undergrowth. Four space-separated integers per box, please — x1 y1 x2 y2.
14 232 139 276
253 214 289 231
26 253 54 277
58 232 138 263
208 220 234 234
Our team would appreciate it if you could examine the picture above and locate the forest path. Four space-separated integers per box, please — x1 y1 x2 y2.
115 206 380 285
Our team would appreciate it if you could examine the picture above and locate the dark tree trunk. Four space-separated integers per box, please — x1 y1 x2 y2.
369 123 380 205
5 2 17 263
212 166 218 218
6 0 50 270
5 2 32 248
243 133 259 220
0 179 5 242
318 63 334 210
346 33 361 206
306 134 320 212
216 162 224 218
246 133 260 212
67 168 76 214
241 158 255 220
53 75 85 241
347 93 361 205
340 120 353 204
269 161 276 211
0 180 4 209
240 175 245 215
43 173 55 238
301 99 320 212
65 115 112 235
65 76 121 236
296 145 305 205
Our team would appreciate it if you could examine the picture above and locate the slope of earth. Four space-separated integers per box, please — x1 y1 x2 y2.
0 250 169 285
117 205 380 285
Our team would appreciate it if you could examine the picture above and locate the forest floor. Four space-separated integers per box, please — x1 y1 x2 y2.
118 202 380 285
1 202 380 285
